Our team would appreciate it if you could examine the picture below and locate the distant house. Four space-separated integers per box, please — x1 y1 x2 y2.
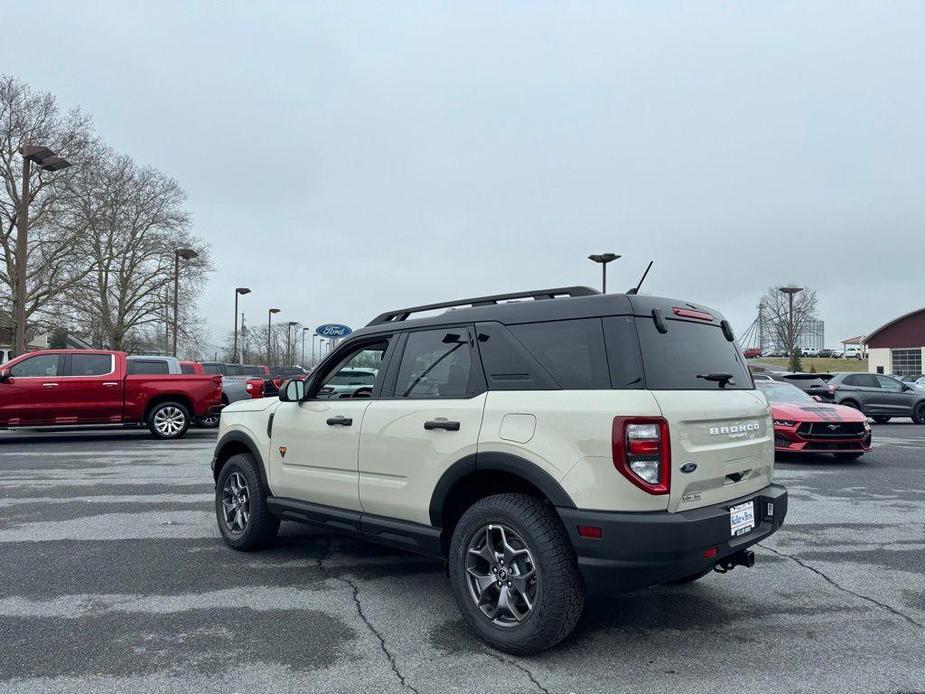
0 325 92 363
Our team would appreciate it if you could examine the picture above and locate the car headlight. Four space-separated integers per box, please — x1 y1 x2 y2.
773 419 797 427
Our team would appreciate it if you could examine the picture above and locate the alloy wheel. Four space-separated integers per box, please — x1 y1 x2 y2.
221 472 250 534
465 524 539 627
153 406 186 436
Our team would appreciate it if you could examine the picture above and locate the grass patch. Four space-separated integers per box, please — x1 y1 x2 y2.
751 357 868 373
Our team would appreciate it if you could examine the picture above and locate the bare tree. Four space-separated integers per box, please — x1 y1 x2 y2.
760 285 818 358
60 149 211 350
0 75 96 346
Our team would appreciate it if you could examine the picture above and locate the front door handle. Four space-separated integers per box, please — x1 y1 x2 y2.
326 416 353 426
102 382 119 387
42 383 59 388
424 419 461 431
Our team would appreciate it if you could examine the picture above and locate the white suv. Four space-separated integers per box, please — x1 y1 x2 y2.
211 287 787 654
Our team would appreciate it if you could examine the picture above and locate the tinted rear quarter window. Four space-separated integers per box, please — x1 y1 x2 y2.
507 319 610 389
635 317 751 389
180 364 196 374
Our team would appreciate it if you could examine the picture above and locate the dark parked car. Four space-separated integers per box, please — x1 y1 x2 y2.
827 372 925 423
761 372 835 401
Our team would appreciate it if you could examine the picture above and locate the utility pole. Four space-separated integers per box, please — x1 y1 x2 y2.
164 287 170 355
233 288 251 364
172 248 198 356
778 286 804 360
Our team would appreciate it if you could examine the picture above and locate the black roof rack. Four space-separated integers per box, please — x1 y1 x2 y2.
367 286 600 326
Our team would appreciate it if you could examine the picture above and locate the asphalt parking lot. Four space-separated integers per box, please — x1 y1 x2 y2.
0 425 923 694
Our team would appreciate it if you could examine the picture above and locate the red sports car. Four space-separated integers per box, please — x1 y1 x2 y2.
756 381 871 460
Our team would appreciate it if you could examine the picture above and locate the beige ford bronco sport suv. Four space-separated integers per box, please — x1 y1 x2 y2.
211 287 787 654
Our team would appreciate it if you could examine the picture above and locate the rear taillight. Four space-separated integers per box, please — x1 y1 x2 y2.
612 417 670 495
245 378 264 398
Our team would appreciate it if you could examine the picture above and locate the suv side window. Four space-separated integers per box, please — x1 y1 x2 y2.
508 319 610 389
394 329 477 398
10 354 61 377
313 339 390 399
875 375 903 391
854 374 880 388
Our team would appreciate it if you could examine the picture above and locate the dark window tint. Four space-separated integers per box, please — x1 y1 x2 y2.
201 363 226 375
10 354 60 377
237 365 262 376
846 374 878 388
508 319 610 389
70 354 113 376
180 364 196 374
602 316 644 388
395 329 474 398
635 318 752 390
128 360 169 375
475 322 559 391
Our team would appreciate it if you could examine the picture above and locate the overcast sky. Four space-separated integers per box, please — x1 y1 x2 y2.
2 1 922 356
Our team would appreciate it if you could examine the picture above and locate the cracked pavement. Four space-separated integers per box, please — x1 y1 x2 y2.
0 424 923 693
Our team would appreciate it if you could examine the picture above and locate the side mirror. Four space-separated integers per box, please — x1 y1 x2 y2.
0 369 9 383
278 378 305 402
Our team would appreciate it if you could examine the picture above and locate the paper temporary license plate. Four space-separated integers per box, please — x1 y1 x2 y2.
730 500 756 537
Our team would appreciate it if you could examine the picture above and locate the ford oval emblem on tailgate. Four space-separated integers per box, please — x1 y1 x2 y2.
680 462 697 474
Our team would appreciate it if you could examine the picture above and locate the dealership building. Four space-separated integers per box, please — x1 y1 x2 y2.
866 308 925 376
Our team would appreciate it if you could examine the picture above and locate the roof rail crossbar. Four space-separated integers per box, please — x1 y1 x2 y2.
367 286 600 326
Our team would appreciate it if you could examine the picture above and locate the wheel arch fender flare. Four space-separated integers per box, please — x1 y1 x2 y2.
428 451 576 527
213 430 270 491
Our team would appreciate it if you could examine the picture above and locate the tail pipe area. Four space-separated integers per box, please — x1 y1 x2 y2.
714 549 755 574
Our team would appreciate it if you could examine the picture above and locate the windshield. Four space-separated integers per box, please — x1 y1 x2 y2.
756 381 814 404
634 318 752 390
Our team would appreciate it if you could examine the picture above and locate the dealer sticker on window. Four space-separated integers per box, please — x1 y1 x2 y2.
730 500 756 537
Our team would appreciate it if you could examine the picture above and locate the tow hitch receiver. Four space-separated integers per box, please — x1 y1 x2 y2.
714 549 755 574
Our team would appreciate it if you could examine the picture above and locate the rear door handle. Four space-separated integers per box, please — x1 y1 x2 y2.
326 416 353 426
424 419 460 431
42 383 59 388
102 382 119 387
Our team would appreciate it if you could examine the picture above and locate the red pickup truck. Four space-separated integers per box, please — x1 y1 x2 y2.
0 350 223 439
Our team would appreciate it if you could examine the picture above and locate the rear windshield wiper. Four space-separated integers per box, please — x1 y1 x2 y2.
697 372 735 388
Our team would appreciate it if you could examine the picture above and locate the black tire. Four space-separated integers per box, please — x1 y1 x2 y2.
147 401 191 439
196 413 221 428
448 493 584 655
872 416 891 424
215 453 279 550
665 569 711 585
913 403 925 425
833 452 864 461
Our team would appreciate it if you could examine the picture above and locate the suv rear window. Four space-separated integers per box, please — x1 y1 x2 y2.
634 318 752 390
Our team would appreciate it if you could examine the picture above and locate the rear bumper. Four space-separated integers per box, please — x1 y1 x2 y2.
557 484 787 595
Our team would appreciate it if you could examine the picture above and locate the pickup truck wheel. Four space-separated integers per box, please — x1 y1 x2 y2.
448 493 584 655
148 401 191 439
215 453 279 550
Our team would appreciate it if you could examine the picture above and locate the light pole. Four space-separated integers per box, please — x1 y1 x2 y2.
777 286 804 359
286 321 298 365
233 288 251 363
267 308 280 364
588 253 620 293
172 248 199 356
311 333 317 367
14 146 72 356
301 327 311 367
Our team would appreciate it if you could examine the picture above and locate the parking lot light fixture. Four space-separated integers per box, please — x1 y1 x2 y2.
172 248 199 357
588 253 621 293
14 145 73 356
777 286 804 359
234 288 251 363
287 321 298 365
301 327 311 367
267 308 281 363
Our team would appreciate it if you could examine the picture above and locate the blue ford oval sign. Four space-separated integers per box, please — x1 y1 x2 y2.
316 323 352 338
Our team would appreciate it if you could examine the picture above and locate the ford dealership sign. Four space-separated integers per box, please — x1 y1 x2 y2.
315 323 352 338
